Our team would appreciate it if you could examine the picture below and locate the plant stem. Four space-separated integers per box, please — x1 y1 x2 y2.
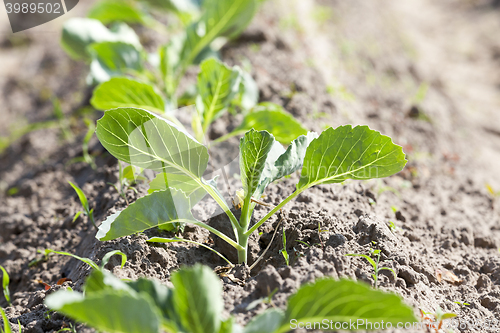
239 194 253 230
236 194 255 263
159 219 243 251
245 186 308 236
89 213 97 230
237 230 249 264
193 177 241 242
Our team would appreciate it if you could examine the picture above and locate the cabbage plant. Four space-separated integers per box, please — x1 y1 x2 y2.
95 107 407 264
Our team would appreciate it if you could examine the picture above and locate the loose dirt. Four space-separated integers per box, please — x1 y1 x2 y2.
1 0 500 332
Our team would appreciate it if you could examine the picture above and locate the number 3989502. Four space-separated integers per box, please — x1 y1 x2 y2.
5 2 62 14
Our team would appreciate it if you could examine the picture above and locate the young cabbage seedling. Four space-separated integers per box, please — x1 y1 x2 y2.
95 107 407 264
68 181 96 230
346 248 396 288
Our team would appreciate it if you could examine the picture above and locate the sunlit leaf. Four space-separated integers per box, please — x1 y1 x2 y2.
96 108 208 175
249 132 317 198
88 0 147 25
179 0 257 70
147 173 217 231
141 0 202 21
239 129 275 199
244 309 284 333
96 189 194 241
61 18 140 61
197 58 241 129
235 103 308 144
89 42 144 83
171 264 223 333
273 278 418 333
91 78 165 114
298 125 407 189
95 107 234 238
45 289 161 333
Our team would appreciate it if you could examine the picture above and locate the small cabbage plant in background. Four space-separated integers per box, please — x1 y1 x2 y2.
95 107 407 264
60 0 308 145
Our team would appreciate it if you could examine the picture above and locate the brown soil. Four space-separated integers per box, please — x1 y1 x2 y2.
1 0 500 332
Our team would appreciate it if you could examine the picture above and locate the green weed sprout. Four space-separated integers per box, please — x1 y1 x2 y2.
0 267 10 306
0 307 17 333
246 287 278 310
52 98 72 141
67 119 96 169
346 248 396 288
94 107 407 264
388 220 401 233
68 181 96 230
420 308 456 332
486 183 500 199
41 249 127 271
318 221 328 249
280 229 289 266
28 249 52 267
453 301 470 308
108 163 146 204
